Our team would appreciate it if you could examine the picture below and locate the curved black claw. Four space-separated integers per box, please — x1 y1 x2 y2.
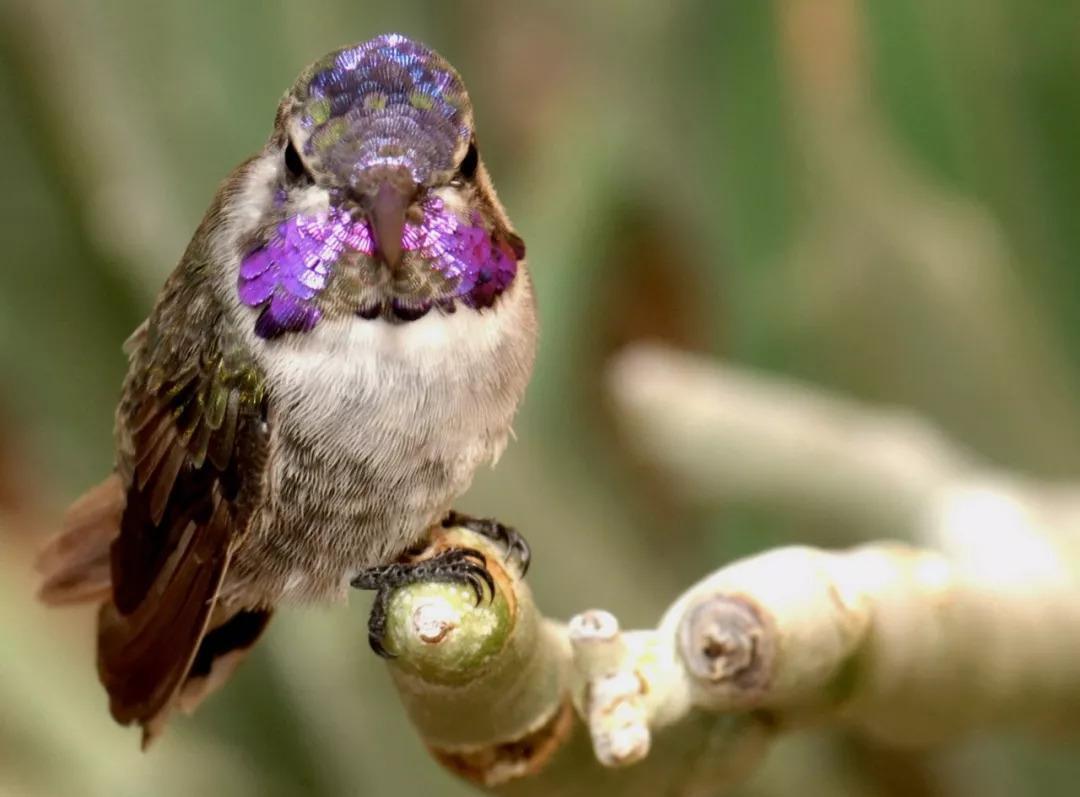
442 511 531 577
351 547 495 657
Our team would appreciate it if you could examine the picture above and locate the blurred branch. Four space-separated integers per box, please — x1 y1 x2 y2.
610 342 977 540
385 345 1080 795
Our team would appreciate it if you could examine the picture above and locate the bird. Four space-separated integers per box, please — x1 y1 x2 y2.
35 33 538 746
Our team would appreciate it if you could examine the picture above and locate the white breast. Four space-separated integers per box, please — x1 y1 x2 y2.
259 295 526 464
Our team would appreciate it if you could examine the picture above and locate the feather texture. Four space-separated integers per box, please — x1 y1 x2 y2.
99 267 270 740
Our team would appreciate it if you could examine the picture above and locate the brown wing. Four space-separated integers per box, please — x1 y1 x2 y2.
98 317 268 743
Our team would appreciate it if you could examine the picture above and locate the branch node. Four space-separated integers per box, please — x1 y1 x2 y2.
587 671 651 767
678 594 774 702
568 608 620 642
411 598 460 645
569 609 626 678
567 610 653 766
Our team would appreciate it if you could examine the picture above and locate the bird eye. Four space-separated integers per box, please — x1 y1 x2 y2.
284 139 309 180
457 142 478 180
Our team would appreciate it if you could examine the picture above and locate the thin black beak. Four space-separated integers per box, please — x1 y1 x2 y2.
367 179 414 269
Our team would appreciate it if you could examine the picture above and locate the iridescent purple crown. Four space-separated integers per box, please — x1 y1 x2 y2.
299 34 471 187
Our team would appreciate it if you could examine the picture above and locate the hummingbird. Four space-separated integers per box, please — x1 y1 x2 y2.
36 33 537 745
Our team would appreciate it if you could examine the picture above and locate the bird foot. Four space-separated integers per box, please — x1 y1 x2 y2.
441 510 531 577
351 547 494 657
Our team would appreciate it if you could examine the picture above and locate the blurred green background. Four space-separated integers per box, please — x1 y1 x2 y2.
2 1 1080 795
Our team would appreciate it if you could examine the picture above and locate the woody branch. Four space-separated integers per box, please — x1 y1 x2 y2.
379 344 1080 795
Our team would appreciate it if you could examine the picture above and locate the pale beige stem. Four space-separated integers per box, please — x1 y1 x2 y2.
382 347 1080 794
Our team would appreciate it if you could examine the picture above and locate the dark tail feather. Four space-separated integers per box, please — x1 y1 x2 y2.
133 608 274 749
39 474 271 747
36 475 124 605
178 609 274 715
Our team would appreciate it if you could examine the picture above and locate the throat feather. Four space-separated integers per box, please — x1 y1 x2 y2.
237 198 519 339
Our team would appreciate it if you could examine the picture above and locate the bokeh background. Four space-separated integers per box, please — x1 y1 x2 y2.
3 1 1080 795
